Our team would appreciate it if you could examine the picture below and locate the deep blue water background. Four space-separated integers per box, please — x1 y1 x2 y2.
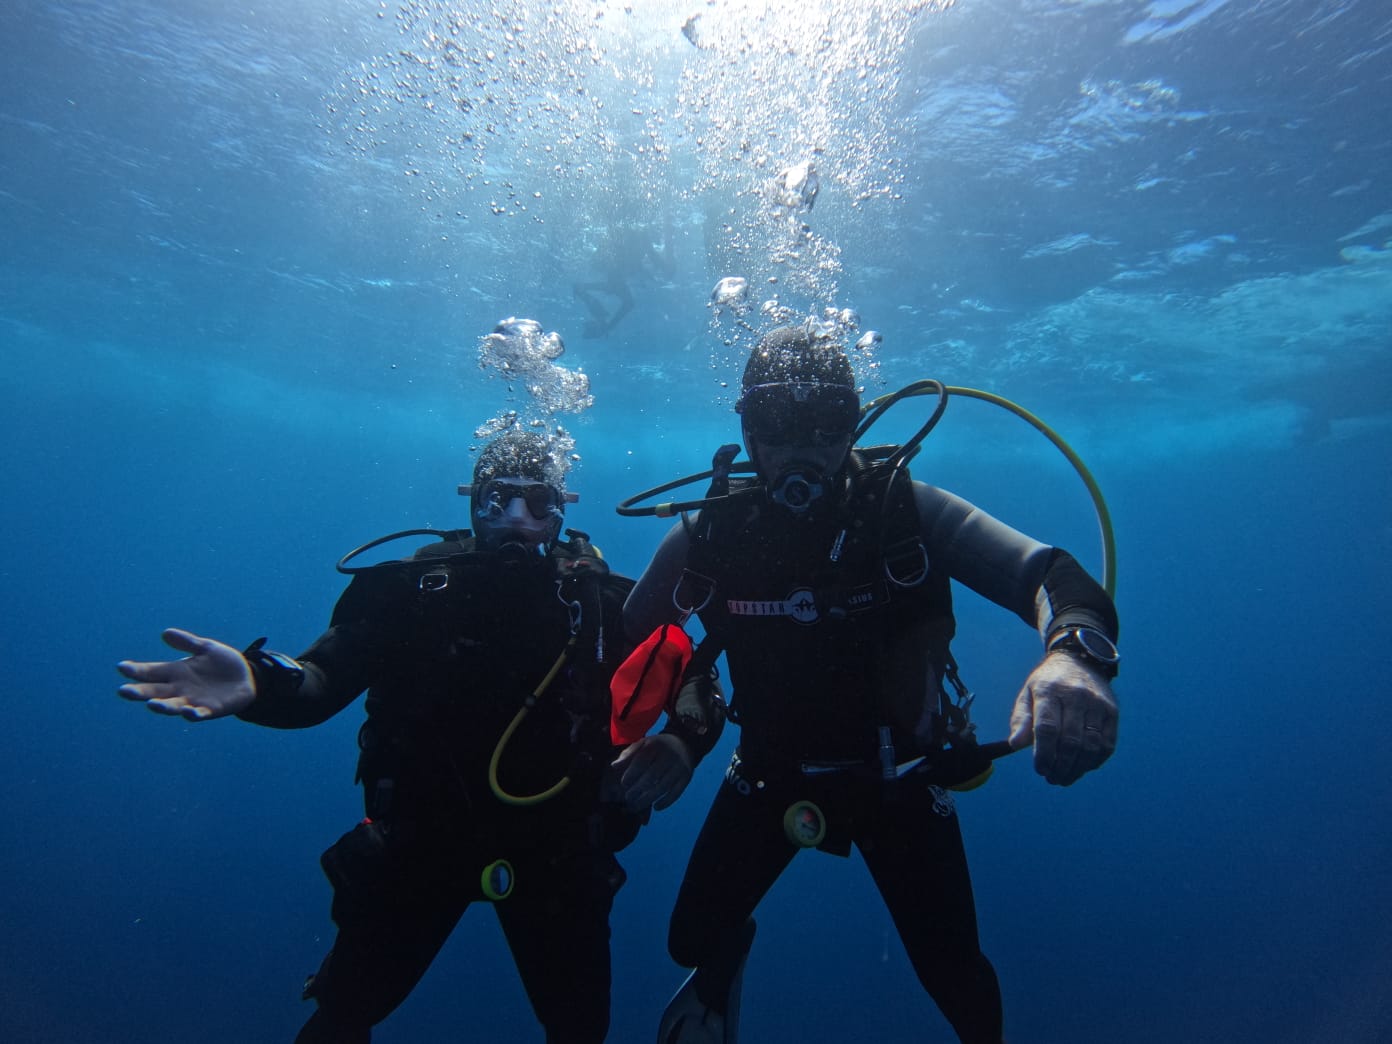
3 1 1390 1041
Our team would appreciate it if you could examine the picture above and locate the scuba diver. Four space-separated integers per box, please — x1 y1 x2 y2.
117 430 723 1043
573 215 677 339
620 327 1121 1044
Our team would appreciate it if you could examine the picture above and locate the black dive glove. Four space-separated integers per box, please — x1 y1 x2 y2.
664 666 725 760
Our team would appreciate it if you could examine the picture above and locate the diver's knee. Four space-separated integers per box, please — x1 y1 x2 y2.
667 921 701 969
668 912 755 971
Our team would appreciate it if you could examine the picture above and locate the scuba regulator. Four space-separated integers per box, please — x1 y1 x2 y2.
616 378 1119 793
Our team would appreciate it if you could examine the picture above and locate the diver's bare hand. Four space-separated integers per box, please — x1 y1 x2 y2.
117 628 256 722
1008 653 1117 786
612 733 694 812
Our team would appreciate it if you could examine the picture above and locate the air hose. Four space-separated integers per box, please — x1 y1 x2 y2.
488 639 576 806
617 381 1116 598
910 384 1116 598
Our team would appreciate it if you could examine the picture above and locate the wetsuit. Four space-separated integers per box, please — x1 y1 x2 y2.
624 475 1118 1044
241 533 647 1044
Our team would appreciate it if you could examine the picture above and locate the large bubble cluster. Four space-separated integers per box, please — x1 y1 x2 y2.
674 1 942 376
474 316 591 467
331 2 935 399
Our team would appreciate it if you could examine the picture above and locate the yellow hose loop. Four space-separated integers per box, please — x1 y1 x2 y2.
857 382 1115 598
944 386 1116 599
488 639 576 806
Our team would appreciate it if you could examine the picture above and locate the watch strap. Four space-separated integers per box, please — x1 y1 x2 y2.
1046 627 1119 679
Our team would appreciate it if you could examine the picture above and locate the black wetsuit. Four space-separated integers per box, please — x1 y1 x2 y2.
241 534 640 1044
624 473 1118 1044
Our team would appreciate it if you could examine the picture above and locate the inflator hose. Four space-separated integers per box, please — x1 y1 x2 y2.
944 386 1116 599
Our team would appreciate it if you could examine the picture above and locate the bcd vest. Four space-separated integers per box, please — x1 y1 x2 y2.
684 455 959 767
333 530 616 806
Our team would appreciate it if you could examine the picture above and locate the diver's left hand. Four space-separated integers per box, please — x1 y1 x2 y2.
612 733 694 812
1008 652 1118 786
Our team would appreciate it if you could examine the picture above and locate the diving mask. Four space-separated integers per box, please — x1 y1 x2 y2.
473 480 563 522
737 382 859 448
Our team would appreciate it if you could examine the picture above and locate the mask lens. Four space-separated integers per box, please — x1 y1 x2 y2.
481 481 559 520
740 383 858 447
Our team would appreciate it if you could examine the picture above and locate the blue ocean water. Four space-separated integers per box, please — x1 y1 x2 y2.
3 0 1389 1041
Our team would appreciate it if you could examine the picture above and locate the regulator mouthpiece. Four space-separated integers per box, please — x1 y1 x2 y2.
768 469 827 514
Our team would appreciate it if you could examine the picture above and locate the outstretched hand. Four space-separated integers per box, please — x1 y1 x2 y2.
1008 652 1118 786
117 628 257 722
611 733 694 812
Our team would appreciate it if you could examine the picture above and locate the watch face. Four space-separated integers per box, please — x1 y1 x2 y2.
1076 628 1119 664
